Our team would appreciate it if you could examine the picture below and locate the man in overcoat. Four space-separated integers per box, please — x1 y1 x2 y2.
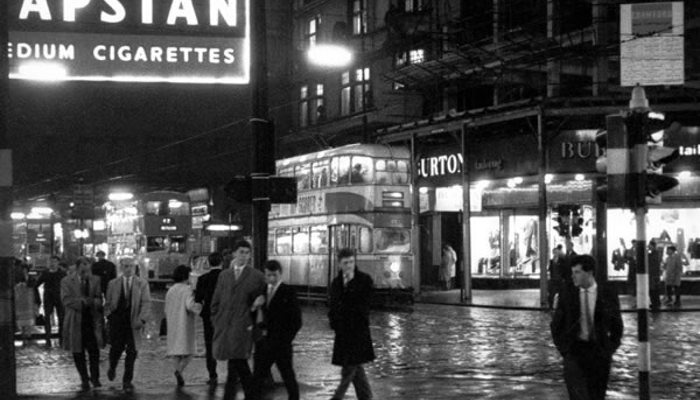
551 254 623 400
663 245 683 307
251 260 302 400
61 257 104 390
211 240 266 400
104 257 151 391
194 251 225 386
328 248 375 400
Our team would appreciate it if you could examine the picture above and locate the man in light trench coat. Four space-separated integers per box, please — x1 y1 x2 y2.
211 240 266 400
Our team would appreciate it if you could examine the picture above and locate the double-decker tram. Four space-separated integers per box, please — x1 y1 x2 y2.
106 190 192 280
268 144 414 304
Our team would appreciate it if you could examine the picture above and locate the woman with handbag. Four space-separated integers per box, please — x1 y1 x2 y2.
164 265 202 387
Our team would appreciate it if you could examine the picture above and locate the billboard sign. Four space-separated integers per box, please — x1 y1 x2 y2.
8 0 250 84
620 2 684 87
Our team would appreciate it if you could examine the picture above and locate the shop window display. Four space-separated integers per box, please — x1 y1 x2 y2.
470 216 500 276
607 208 700 279
508 216 539 276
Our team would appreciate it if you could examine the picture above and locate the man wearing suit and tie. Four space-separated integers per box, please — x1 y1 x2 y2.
211 240 266 400
551 254 624 400
251 260 302 400
194 251 226 387
61 257 104 390
104 257 151 391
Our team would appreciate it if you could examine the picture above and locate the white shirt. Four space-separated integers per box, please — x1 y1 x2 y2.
267 281 282 305
234 265 245 279
579 281 597 341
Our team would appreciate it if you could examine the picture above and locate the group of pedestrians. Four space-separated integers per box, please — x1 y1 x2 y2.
165 241 375 400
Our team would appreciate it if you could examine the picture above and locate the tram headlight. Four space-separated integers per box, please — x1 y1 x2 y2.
389 262 400 273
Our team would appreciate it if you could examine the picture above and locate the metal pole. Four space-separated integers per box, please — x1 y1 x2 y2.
410 135 421 296
0 0 17 396
537 110 549 308
460 124 472 302
635 206 650 400
250 0 271 271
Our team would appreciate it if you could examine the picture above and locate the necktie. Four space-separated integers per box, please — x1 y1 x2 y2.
267 285 273 305
83 279 89 297
584 289 593 340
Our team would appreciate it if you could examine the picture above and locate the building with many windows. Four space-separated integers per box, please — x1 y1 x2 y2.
281 1 700 299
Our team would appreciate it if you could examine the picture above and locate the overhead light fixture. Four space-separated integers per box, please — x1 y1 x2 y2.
109 192 134 201
206 223 242 232
11 212 26 220
544 174 553 184
575 174 585 181
30 206 53 215
168 199 184 208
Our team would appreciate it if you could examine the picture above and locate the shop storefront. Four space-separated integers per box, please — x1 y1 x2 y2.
416 124 700 289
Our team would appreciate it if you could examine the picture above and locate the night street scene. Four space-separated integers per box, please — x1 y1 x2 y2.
2 1 700 400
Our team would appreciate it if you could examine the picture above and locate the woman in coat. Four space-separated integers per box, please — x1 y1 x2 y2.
164 265 202 386
61 257 104 390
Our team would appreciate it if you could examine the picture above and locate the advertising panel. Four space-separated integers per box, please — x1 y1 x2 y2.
8 0 249 84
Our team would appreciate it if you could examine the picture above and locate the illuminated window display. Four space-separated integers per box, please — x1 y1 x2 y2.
606 207 700 279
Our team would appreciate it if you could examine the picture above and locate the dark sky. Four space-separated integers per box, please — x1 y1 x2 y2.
8 78 261 200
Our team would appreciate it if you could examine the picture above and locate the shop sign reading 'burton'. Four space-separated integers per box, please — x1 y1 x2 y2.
8 0 250 84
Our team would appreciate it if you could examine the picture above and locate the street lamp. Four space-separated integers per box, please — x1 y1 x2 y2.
307 44 353 68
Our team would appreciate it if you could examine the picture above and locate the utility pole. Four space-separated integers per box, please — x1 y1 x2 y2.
0 0 17 397
250 0 273 271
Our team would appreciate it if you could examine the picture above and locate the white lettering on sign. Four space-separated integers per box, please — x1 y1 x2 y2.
92 44 235 64
418 153 463 178
679 145 700 156
560 141 603 159
18 0 238 27
8 42 75 60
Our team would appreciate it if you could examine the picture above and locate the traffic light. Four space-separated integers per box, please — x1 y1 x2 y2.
595 86 682 208
224 176 252 203
553 204 582 237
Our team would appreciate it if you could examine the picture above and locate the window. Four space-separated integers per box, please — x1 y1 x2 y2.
295 163 311 191
340 67 371 116
293 228 309 254
376 159 409 185
299 84 325 127
359 227 372 253
275 229 292 255
352 0 367 35
337 156 351 185
404 0 424 12
350 156 373 184
310 226 328 254
395 48 425 67
312 159 330 189
374 228 411 253
305 15 321 48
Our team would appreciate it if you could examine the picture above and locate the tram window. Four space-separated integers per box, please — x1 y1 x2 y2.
395 160 409 184
168 201 190 216
337 156 351 185
349 225 358 249
359 227 372 253
276 229 292 255
350 156 373 184
330 157 339 186
147 236 167 252
293 228 310 254
169 236 186 253
145 201 165 216
312 160 330 188
310 227 328 254
296 163 311 191
374 228 411 253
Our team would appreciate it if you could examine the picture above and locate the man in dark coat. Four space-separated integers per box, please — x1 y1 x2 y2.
551 254 624 400
251 260 302 400
91 251 116 296
328 248 375 400
38 255 66 347
194 252 225 386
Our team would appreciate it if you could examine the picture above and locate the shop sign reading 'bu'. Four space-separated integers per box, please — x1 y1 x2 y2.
8 0 250 84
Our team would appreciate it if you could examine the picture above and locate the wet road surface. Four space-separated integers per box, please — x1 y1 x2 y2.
15 300 700 399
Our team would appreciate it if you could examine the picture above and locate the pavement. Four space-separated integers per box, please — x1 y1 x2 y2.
12 289 700 400
417 288 700 311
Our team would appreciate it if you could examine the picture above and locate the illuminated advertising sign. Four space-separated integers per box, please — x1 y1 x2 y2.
8 0 249 84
